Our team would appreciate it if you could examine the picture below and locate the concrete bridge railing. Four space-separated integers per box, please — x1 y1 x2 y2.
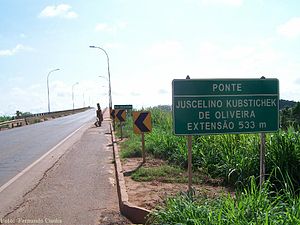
0 119 27 130
0 107 92 131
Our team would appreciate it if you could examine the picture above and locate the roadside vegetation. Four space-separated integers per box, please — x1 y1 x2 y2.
131 163 206 184
148 177 300 224
281 102 300 129
0 111 32 123
0 115 13 122
117 104 300 224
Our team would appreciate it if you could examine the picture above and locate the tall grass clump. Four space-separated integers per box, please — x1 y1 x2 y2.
145 108 188 166
148 176 300 224
266 128 300 191
192 134 260 186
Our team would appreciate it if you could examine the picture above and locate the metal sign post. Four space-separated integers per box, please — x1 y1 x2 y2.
259 76 267 187
187 135 193 192
260 132 266 187
186 75 193 192
120 122 123 140
142 133 146 163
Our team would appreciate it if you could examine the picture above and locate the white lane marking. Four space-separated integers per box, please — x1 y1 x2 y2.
0 123 87 193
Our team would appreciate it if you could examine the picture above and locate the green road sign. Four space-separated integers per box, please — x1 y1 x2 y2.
172 79 279 135
114 104 133 110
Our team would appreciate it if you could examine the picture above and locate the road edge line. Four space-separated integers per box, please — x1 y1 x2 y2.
0 123 87 194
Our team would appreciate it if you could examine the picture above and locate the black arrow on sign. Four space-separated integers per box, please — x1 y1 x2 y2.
116 110 125 122
111 110 115 119
135 112 150 132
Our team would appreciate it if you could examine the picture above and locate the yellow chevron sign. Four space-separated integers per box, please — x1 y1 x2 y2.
133 111 152 134
115 109 126 122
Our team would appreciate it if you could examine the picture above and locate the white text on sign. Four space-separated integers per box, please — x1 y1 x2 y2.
212 83 242 92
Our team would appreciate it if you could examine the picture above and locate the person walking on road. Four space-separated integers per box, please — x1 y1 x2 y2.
95 103 103 127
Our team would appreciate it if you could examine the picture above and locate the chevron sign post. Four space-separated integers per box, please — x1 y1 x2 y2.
110 109 116 131
110 109 116 120
115 109 126 139
133 111 152 163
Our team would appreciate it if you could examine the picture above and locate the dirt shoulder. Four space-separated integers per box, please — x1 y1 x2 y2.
120 155 232 211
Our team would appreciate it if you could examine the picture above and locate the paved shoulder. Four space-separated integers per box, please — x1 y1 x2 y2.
2 119 131 225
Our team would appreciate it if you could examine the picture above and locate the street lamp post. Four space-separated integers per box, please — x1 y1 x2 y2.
72 82 79 110
89 46 112 111
47 68 60 113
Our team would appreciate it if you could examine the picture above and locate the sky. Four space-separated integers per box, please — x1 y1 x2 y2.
0 0 300 116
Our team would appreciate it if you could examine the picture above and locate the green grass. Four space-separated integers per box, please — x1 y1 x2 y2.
131 165 184 182
119 130 142 158
148 176 300 225
120 138 142 158
132 164 210 184
117 116 143 158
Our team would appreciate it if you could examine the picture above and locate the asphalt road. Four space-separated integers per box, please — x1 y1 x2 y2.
0 111 131 224
0 109 96 187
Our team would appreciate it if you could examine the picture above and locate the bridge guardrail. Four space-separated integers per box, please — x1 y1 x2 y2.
21 107 91 119
0 119 27 130
0 107 92 131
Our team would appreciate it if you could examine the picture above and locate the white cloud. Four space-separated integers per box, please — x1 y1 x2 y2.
200 0 243 6
38 4 78 19
0 44 33 57
277 17 300 38
159 40 283 80
197 41 282 65
65 11 78 19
